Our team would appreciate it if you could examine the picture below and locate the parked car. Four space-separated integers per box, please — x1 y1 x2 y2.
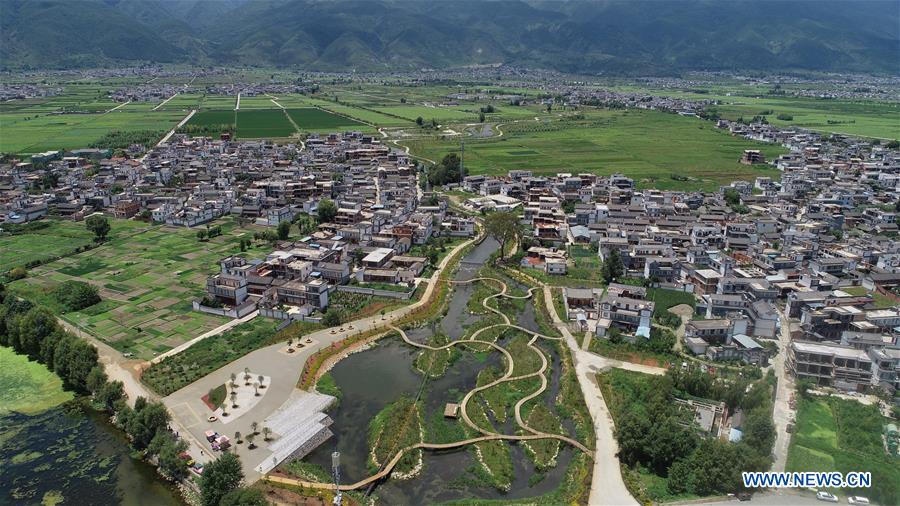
816 491 839 503
736 491 752 501
848 497 870 505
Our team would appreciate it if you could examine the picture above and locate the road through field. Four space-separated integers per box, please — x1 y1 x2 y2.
152 93 178 111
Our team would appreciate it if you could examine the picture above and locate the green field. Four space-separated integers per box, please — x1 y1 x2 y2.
8 217 267 359
286 107 366 131
235 109 296 138
0 219 148 272
0 346 73 416
620 87 900 140
786 397 900 505
0 109 186 155
406 109 786 190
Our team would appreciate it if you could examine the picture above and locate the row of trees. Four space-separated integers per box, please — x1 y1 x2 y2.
0 294 101 393
0 285 194 485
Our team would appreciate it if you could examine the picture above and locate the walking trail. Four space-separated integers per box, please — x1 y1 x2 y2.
264 274 592 492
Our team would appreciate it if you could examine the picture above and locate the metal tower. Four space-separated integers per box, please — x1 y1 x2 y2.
331 451 342 505
460 139 465 183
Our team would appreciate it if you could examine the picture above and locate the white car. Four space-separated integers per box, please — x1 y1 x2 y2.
816 491 839 503
848 497 870 505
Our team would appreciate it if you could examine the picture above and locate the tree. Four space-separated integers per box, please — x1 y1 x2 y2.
246 433 256 449
415 116 424 126
317 199 337 223
244 367 251 385
54 280 101 311
230 390 237 408
250 421 259 435
484 211 523 260
86 365 108 395
258 374 265 388
220 488 267 506
742 407 775 455
85 214 111 242
197 229 207 241
426 153 462 186
125 400 171 450
262 426 271 441
277 220 290 240
350 248 365 268
235 431 242 443
601 249 624 284
230 372 237 389
200 452 244 506
219 400 228 417
97 380 126 411
321 309 343 327
155 433 189 481
479 111 486 123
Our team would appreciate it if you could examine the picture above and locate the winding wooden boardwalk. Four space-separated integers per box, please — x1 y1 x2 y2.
266 273 591 491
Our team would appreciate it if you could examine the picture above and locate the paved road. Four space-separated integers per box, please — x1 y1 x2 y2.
771 308 796 472
152 93 178 111
161 234 478 481
541 285 643 506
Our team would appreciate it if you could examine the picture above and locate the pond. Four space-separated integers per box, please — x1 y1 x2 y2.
305 238 576 503
0 347 183 506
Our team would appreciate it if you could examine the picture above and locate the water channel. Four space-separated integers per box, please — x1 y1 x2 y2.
306 238 575 503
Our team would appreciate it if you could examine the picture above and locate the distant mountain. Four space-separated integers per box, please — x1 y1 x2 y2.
2 0 898 74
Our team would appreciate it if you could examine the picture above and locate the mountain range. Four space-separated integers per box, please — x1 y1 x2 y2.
2 0 898 74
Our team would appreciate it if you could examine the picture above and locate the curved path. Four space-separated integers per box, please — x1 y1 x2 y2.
269 272 591 492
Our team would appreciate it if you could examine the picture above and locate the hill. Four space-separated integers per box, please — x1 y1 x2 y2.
1 0 897 74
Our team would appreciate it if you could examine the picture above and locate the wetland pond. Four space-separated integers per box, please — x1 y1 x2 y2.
306 238 577 503
0 346 183 506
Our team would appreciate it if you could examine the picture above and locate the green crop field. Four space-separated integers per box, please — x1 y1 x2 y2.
158 93 204 111
0 219 145 272
286 107 366 131
405 108 786 190
620 87 900 140
787 397 900 505
8 217 268 360
186 109 235 127
0 108 187 155
236 109 296 138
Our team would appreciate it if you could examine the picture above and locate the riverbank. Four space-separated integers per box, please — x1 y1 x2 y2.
0 347 183 505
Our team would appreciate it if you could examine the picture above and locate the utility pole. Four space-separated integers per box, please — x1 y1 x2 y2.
460 139 465 183
332 451 342 505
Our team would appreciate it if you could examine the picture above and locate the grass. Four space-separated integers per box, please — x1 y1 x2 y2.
328 291 407 321
841 286 898 309
0 219 140 272
205 384 226 410
0 346 73 416
405 108 786 191
367 396 423 475
314 372 342 401
522 402 563 470
8 217 267 360
786 397 900 505
413 331 459 378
